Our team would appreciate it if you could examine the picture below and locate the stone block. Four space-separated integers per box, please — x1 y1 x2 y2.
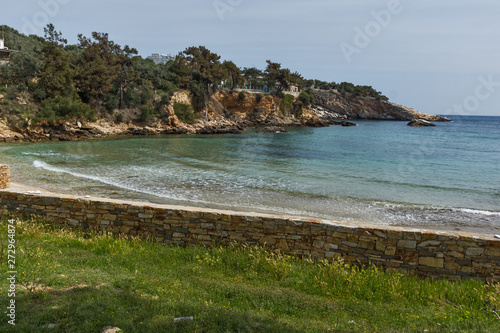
419 257 444 268
262 220 276 230
444 260 461 271
276 239 290 251
485 248 500 257
197 234 211 241
447 250 465 259
373 230 386 238
342 241 357 248
403 252 419 263
387 230 403 239
347 234 359 242
397 240 417 249
325 243 339 250
376 240 387 252
103 214 117 221
418 240 442 248
465 247 485 256
331 232 347 239
260 237 277 245
358 240 375 250
385 246 396 256
312 240 325 249
404 232 421 241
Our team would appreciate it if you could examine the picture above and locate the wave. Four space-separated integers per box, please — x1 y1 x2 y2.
31 160 319 217
24 151 85 160
33 160 331 218
365 178 490 195
33 160 190 202
24 151 67 157
454 208 500 217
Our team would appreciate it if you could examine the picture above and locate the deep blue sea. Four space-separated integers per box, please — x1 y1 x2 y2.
1 115 499 232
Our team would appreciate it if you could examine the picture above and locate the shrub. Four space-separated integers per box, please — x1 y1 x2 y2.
255 93 263 103
104 94 119 112
238 91 246 101
139 105 153 122
36 96 95 123
174 102 196 123
189 82 206 112
283 94 294 107
114 113 124 123
298 88 315 106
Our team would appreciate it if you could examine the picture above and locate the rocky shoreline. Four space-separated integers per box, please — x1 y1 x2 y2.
0 89 450 143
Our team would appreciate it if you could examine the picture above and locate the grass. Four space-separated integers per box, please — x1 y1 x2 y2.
0 216 499 332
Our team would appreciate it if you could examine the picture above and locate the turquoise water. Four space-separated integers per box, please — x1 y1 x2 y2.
1 116 499 230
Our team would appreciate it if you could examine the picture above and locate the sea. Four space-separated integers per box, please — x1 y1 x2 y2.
1 115 499 233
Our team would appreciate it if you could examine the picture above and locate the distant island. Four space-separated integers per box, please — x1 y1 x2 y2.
0 24 449 142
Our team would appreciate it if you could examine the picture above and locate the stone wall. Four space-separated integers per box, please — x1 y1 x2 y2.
0 165 9 189
1 189 499 281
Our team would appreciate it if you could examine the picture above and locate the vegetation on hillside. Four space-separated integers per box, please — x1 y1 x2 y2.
0 24 388 127
0 216 499 332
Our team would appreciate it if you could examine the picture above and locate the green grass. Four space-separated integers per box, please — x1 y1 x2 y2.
0 216 499 332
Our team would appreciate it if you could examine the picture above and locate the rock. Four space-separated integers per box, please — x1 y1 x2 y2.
101 327 121 333
41 323 58 329
16 96 28 105
407 119 436 127
313 89 450 122
304 116 329 127
173 316 194 322
331 120 357 127
310 105 347 120
257 126 288 133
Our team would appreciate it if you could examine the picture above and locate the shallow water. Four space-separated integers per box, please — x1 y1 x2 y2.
1 116 499 231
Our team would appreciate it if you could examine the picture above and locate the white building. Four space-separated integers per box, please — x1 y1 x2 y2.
148 53 175 65
0 38 11 63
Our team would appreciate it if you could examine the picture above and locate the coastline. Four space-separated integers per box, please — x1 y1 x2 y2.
1 116 498 236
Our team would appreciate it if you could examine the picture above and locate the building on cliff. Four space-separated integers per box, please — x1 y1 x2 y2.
148 53 175 64
0 38 9 61
0 38 18 64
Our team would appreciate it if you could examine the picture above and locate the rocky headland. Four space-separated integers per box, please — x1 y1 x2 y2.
311 89 450 122
0 89 450 142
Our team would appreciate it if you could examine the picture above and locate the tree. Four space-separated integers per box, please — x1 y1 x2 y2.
242 67 264 87
38 24 75 99
264 60 302 95
1 52 39 89
115 45 138 109
170 52 193 89
182 46 225 119
221 60 243 90
75 32 122 111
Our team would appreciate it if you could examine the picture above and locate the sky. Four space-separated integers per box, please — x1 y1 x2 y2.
2 0 500 116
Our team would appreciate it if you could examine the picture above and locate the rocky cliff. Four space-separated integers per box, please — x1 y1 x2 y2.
0 88 449 142
312 89 450 122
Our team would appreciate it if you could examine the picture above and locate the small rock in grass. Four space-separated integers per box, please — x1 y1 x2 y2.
174 316 194 322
